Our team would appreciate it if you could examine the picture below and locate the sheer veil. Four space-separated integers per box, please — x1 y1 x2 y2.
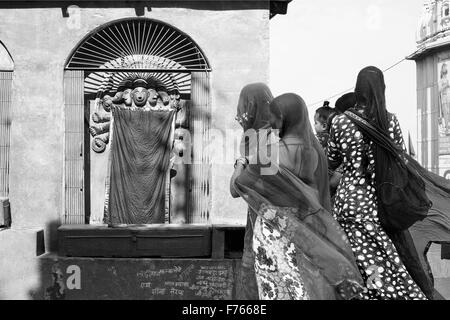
234 93 365 300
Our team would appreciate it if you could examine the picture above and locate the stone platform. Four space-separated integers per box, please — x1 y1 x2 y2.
57 224 245 259
3 225 448 300
31 254 241 300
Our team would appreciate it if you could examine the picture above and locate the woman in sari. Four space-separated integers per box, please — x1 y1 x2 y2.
328 66 450 300
231 92 364 300
230 83 273 300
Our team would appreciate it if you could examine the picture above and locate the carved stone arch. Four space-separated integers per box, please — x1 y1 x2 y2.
0 40 13 71
65 17 211 96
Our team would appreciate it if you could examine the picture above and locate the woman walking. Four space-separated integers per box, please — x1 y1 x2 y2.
231 92 364 300
230 83 274 300
327 66 429 299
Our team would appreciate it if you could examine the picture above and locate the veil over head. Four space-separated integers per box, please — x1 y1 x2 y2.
236 83 273 131
355 66 389 130
270 93 332 212
235 83 274 161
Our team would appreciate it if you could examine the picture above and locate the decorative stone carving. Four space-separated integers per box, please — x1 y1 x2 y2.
101 95 114 112
89 77 184 153
131 87 150 108
416 0 450 45
159 91 170 106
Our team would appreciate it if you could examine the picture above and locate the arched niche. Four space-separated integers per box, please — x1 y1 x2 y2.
0 41 13 71
63 18 211 226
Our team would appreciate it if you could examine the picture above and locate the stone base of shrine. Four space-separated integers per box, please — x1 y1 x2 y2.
57 224 245 259
32 224 246 300
30 254 241 300
27 249 450 300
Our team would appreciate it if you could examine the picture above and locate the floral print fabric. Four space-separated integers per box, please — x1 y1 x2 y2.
252 203 309 300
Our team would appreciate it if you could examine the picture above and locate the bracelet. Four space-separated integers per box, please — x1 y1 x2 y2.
234 157 249 169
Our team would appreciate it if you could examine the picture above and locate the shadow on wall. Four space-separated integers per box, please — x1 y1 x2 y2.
46 219 61 253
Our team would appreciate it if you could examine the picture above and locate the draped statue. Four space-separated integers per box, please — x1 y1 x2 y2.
89 78 188 225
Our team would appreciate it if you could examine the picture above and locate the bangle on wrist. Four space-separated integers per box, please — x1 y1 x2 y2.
234 157 249 169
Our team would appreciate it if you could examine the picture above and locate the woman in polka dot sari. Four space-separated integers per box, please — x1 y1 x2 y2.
327 66 427 300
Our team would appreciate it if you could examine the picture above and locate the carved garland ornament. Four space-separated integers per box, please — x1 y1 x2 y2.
90 78 182 153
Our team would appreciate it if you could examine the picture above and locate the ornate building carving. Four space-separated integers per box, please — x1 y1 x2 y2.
417 0 450 45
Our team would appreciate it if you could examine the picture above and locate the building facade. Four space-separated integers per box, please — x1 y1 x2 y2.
0 0 291 299
408 0 450 299
409 0 450 177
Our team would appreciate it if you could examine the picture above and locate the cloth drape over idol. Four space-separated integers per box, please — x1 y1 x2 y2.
104 107 175 225
233 93 365 300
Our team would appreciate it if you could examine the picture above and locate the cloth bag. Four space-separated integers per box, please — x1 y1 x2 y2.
345 110 432 232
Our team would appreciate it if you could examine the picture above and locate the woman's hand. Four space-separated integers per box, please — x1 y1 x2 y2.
230 158 248 198
330 171 343 189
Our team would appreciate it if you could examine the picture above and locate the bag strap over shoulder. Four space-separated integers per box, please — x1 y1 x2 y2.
344 110 405 163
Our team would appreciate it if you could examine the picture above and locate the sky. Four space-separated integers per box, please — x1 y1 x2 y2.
270 0 425 144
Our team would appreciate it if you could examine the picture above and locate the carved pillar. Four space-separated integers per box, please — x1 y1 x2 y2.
64 70 85 224
189 72 211 224
0 72 12 197
436 0 442 31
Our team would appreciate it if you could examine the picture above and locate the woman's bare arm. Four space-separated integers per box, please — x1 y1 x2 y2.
230 163 246 198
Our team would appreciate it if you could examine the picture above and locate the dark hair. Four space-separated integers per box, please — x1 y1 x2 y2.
315 106 334 125
335 92 356 114
355 66 387 129
323 101 330 107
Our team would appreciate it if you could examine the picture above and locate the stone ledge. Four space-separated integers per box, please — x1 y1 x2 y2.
31 253 241 300
0 227 45 257
57 224 245 259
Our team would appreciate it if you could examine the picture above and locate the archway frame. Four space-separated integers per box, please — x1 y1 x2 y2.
64 17 211 72
0 40 14 71
62 17 212 225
